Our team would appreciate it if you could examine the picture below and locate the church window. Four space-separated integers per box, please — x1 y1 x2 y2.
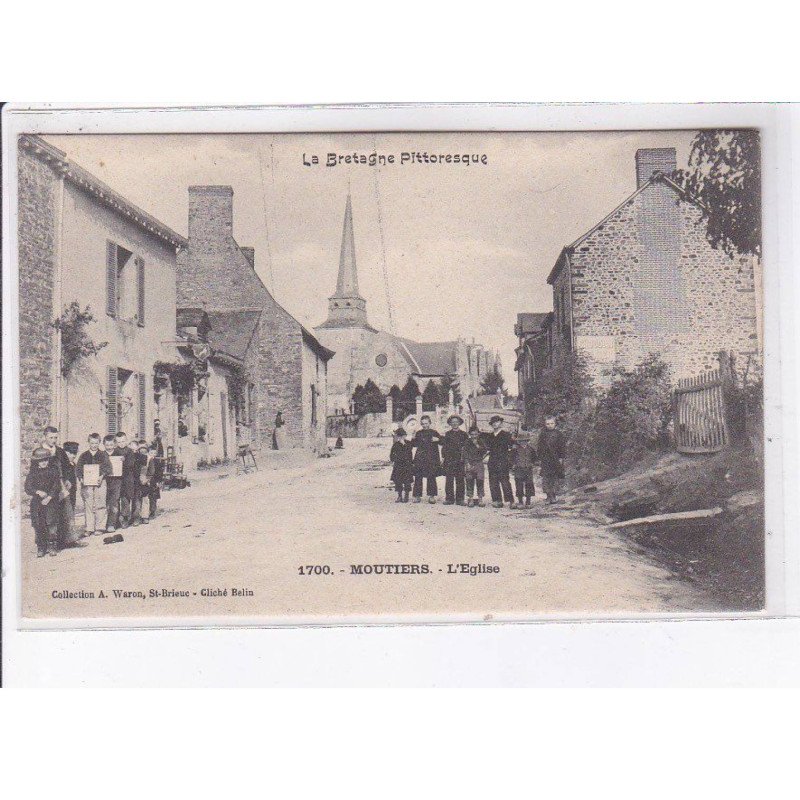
375 353 388 367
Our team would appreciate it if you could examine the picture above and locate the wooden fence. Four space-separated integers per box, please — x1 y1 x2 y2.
674 369 729 454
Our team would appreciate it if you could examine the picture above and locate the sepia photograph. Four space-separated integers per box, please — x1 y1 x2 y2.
10 124 766 623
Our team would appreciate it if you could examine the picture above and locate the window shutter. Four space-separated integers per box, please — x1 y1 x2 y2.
106 241 118 318
138 372 147 440
107 367 118 434
136 256 145 326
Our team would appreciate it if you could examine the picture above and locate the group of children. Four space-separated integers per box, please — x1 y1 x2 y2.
24 426 164 557
389 413 566 509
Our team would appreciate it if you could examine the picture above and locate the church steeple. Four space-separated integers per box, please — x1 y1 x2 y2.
322 194 369 328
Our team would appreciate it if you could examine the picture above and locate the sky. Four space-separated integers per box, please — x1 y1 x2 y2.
46 130 696 382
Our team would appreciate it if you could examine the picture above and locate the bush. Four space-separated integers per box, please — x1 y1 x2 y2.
531 352 674 484
584 354 673 477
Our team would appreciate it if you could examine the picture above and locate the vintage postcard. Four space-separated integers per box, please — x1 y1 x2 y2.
2 106 781 627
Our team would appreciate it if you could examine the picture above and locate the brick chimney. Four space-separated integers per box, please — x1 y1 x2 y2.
240 246 255 268
188 185 234 247
635 148 677 188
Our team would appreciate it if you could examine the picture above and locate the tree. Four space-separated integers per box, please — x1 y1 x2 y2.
530 350 594 427
479 364 507 397
397 377 420 419
422 379 442 409
672 130 761 258
388 384 403 421
351 378 385 414
439 372 462 405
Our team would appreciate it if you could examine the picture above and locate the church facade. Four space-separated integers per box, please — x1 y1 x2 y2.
314 196 500 414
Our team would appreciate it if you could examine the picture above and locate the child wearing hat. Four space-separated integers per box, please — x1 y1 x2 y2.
486 415 514 508
24 447 63 557
389 428 414 503
441 414 468 505
462 426 488 507
510 432 537 508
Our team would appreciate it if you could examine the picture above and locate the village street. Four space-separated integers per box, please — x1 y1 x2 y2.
21 439 720 621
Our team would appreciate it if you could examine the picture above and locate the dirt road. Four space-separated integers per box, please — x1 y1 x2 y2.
21 439 719 620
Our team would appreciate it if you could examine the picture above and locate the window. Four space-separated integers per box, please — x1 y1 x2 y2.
106 367 146 439
106 240 145 326
375 353 388 367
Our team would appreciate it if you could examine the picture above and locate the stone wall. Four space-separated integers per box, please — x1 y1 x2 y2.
179 186 318 450
564 180 758 386
17 148 58 461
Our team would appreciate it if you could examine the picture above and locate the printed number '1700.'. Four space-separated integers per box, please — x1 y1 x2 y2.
298 565 332 576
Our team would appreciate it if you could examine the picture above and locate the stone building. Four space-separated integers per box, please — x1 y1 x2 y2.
314 195 500 414
177 185 334 452
544 147 760 388
17 134 188 461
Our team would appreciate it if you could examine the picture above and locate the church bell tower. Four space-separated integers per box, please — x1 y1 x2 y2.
321 194 370 328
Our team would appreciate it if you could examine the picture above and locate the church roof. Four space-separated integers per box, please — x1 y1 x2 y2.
396 338 459 376
206 310 262 361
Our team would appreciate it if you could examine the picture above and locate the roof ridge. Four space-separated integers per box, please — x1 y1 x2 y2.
20 134 187 250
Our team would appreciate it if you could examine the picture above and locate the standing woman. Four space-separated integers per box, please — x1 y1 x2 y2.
411 415 442 504
272 411 286 450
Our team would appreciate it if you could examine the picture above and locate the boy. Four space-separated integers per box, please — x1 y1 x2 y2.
441 414 468 505
410 415 442 504
128 438 146 526
510 433 537 508
25 447 62 557
462 426 488 507
486 415 514 509
389 428 413 503
106 432 136 530
59 441 82 547
537 416 566 504
137 442 162 522
76 433 111 535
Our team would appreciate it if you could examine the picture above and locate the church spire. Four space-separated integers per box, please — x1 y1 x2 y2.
322 194 369 328
334 194 360 298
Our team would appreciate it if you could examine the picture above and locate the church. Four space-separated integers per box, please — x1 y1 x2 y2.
314 195 500 414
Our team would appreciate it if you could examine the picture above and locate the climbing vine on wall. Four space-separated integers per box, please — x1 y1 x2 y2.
54 302 108 377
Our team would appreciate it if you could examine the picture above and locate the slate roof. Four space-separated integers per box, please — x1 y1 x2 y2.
515 312 551 336
206 310 262 362
396 338 458 376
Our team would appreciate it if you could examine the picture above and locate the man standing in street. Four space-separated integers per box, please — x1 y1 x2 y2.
486 415 514 509
537 415 566 504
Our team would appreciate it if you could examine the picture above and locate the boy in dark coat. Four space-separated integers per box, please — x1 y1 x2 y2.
441 414 468 505
389 428 414 503
411 415 442 503
486 415 514 508
106 431 136 530
58 441 83 548
462 426 488 507
510 433 537 508
128 439 148 526
537 416 566 504
138 442 163 522
25 447 62 557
